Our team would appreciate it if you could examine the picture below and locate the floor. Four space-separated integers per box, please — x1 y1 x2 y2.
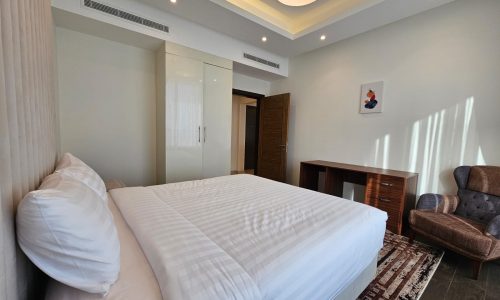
421 250 500 300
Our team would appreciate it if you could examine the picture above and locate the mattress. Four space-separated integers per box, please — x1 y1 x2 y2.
110 174 387 300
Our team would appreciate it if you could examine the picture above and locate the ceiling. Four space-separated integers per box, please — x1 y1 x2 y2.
135 0 455 57
210 0 385 38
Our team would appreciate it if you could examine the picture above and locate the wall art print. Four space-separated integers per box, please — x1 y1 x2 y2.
360 81 383 114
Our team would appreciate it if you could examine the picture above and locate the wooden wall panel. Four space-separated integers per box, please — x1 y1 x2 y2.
0 0 58 298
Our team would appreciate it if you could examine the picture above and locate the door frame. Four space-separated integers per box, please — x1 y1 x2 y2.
232 89 264 174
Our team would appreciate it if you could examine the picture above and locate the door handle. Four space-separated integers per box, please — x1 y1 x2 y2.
198 126 201 143
204 126 207 143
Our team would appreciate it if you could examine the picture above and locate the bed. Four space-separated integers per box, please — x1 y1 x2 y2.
45 174 387 300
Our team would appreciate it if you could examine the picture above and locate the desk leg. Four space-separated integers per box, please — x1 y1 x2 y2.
326 169 343 197
299 164 320 190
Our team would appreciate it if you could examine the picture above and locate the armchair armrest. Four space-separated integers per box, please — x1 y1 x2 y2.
486 215 500 239
416 193 460 213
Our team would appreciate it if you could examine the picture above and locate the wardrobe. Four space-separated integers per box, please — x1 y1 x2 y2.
156 42 233 184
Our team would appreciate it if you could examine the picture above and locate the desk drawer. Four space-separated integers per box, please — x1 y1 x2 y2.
366 174 404 201
377 175 404 195
370 198 401 233
368 195 402 212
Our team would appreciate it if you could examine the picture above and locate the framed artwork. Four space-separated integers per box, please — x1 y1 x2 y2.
360 81 383 114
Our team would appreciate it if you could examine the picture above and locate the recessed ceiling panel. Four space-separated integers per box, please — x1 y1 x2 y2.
133 0 456 57
210 0 384 38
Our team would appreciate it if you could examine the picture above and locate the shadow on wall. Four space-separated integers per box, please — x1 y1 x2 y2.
366 97 485 195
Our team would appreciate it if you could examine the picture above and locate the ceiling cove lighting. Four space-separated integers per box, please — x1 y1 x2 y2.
278 0 317 6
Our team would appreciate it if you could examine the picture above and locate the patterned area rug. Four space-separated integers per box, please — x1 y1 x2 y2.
357 231 444 300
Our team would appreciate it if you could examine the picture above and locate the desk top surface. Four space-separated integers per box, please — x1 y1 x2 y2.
301 160 418 179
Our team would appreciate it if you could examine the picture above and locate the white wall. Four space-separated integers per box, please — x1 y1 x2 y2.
52 0 288 77
233 73 271 96
271 0 500 195
56 27 157 186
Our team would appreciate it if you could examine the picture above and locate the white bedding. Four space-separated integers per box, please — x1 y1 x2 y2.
111 175 387 300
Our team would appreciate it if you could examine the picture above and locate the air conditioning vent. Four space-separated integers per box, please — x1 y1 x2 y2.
83 0 169 34
243 53 280 69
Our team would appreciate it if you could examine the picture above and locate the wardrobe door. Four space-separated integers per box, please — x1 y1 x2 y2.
164 54 204 183
202 63 232 178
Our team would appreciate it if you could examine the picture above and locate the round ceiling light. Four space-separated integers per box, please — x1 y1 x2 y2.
278 0 317 6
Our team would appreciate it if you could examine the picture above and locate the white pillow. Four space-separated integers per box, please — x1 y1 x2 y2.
55 153 107 202
55 152 87 170
17 173 120 294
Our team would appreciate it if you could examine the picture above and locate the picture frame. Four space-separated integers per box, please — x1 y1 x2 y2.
360 81 384 114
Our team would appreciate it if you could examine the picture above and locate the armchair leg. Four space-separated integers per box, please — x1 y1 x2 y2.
471 260 483 280
408 229 416 244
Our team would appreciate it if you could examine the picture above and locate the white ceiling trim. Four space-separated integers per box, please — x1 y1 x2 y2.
209 0 385 39
210 0 294 38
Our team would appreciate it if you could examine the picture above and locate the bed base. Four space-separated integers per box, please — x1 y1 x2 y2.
333 255 377 300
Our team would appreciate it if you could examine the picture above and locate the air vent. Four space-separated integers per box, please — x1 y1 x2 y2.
243 53 280 69
83 0 169 34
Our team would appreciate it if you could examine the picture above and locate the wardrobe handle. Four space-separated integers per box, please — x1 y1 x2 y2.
378 197 391 203
380 182 393 187
198 126 201 143
204 126 207 143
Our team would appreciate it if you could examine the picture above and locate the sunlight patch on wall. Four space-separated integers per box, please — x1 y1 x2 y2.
413 96 483 194
373 138 380 167
460 97 474 165
382 134 390 169
431 110 446 192
360 96 484 195
379 96 485 195
419 114 433 194
476 147 486 165
408 121 420 172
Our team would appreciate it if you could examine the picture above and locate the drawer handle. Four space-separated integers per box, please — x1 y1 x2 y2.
380 182 393 187
379 197 391 203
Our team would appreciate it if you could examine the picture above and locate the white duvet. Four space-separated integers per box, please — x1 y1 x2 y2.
111 175 387 300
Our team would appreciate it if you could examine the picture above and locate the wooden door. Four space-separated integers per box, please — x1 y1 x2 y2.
257 93 290 182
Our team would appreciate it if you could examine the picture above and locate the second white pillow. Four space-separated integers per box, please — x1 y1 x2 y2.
55 153 107 202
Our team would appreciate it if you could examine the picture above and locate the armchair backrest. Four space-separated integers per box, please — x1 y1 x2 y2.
454 166 500 224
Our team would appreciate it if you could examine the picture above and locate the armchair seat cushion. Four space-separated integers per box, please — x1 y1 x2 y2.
409 210 497 257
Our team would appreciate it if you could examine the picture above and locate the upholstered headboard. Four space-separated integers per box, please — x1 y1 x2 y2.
0 0 58 299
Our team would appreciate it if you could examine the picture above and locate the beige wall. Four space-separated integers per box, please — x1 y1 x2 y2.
271 0 500 195
231 95 257 172
56 27 157 186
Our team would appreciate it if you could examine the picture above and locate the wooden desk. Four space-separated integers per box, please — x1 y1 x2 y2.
299 160 418 235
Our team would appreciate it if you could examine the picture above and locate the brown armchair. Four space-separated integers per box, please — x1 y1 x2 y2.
408 166 500 279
